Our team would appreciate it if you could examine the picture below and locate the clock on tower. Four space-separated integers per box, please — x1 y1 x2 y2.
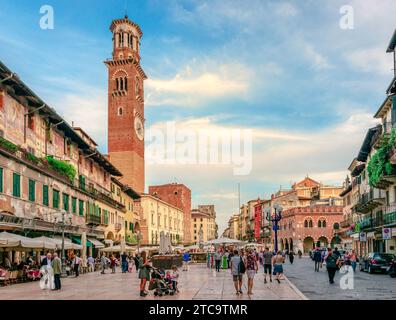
105 16 147 194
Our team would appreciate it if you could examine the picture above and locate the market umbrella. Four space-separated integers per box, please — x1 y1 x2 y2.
34 236 74 250
0 232 55 250
100 245 135 253
204 237 245 246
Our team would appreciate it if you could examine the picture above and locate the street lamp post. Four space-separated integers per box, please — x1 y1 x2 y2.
55 210 72 277
265 204 283 253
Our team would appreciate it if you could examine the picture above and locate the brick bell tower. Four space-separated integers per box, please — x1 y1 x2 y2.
105 16 147 193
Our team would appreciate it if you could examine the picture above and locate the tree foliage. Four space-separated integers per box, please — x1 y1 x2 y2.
367 128 396 187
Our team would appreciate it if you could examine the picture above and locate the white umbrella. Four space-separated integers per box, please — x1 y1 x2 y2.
204 237 244 245
0 232 55 250
34 236 73 250
100 245 135 253
52 236 82 250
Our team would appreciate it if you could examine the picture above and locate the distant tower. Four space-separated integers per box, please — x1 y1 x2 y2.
105 16 147 193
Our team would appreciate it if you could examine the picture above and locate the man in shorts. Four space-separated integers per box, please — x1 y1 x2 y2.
230 250 244 295
263 247 273 283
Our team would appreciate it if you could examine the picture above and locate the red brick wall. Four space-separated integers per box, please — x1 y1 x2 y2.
107 55 145 193
148 184 192 244
276 206 343 252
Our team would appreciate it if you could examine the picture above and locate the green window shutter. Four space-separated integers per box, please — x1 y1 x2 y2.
0 168 3 193
53 190 59 208
79 175 86 191
79 200 84 216
28 179 35 202
42 185 49 206
125 221 127 229
12 173 21 197
71 197 77 214
62 193 69 212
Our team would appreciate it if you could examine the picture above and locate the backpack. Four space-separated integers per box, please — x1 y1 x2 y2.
238 256 246 274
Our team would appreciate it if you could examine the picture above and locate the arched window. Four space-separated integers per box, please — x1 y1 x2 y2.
318 220 322 228
118 107 123 116
322 220 326 228
304 220 308 228
124 77 128 91
116 78 119 91
309 220 313 228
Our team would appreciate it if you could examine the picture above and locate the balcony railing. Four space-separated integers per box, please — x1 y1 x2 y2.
0 213 104 238
86 214 101 226
74 177 126 212
353 188 385 214
381 203 396 226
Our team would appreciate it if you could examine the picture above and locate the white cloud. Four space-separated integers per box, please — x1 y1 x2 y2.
274 2 299 17
42 76 108 148
303 43 332 70
146 111 379 233
344 47 393 75
145 61 253 107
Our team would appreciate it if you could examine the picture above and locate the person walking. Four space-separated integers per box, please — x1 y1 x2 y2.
100 253 108 274
313 249 322 272
138 251 151 297
289 251 295 264
51 253 62 291
262 247 273 283
227 250 234 269
246 249 258 295
110 255 117 274
182 251 190 271
272 251 285 284
298 250 302 259
324 248 340 284
214 250 222 272
230 250 244 295
41 252 52 267
349 250 358 272
121 252 128 273
72 254 81 277
87 255 95 273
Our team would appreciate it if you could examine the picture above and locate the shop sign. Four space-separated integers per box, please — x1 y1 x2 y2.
382 227 392 240
359 232 367 242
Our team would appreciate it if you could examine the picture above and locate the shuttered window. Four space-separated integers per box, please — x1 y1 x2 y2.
0 168 3 193
53 190 59 208
42 185 49 206
28 179 35 202
79 200 84 216
62 193 69 212
71 197 77 214
12 173 21 197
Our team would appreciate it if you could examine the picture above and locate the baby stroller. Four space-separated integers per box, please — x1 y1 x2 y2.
148 267 175 297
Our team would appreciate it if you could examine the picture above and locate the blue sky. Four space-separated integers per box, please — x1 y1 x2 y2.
1 0 396 233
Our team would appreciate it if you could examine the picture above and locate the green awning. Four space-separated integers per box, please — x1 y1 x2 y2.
72 236 92 247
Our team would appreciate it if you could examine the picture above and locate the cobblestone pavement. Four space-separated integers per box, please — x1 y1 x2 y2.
284 256 396 300
0 264 304 300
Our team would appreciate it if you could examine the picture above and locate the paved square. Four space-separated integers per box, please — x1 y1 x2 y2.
0 264 304 300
